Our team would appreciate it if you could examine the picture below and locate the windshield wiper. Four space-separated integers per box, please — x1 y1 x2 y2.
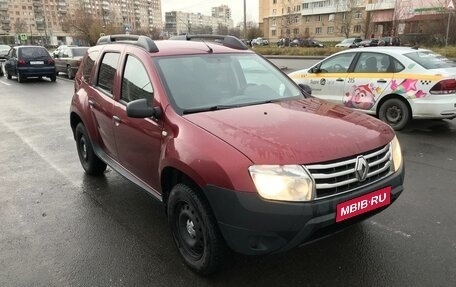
182 104 240 114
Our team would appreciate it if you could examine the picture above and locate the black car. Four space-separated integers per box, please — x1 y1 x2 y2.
378 36 401 46
4 45 56 83
357 39 379 47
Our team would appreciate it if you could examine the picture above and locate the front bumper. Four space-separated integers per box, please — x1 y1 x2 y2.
203 164 404 255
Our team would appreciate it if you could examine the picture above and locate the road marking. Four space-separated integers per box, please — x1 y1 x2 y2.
369 220 412 238
0 80 11 86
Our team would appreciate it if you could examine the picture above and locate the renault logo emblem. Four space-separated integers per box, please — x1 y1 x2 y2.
355 156 369 182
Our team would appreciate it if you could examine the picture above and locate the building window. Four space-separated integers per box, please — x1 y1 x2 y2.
303 3 308 9
272 18 276 26
355 11 362 19
272 30 276 36
353 25 361 33
305 27 309 34
273 9 277 15
316 27 322 34
327 26 334 34
329 14 335 21
306 16 310 22
293 28 299 35
317 15 322 21
295 15 299 23
273 0 277 4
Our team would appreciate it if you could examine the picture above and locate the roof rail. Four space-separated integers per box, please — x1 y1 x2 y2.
96 34 159 53
169 34 248 50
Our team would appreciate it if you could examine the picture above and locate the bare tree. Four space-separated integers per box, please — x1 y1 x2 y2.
334 0 367 38
13 19 27 34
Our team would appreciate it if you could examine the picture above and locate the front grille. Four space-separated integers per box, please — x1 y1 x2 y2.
305 144 392 199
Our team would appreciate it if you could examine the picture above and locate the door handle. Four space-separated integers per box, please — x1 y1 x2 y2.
336 78 344 82
112 116 121 126
377 79 387 83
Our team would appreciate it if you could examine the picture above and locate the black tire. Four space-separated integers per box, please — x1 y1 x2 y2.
7 71 12 79
75 123 107 175
378 98 411 130
50 74 57 82
167 183 227 275
67 65 74 79
17 72 25 83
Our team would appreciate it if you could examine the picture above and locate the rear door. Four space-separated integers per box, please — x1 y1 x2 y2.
88 51 121 160
343 52 394 111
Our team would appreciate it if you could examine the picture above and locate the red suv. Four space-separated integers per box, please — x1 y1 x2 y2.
70 34 405 275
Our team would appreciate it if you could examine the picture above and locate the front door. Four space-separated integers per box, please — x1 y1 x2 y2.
306 52 357 104
113 54 163 191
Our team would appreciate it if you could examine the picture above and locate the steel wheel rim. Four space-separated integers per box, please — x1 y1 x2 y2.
386 105 402 123
79 137 88 162
177 203 204 259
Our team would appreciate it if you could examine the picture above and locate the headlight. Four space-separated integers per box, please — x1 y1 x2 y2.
391 135 403 172
248 165 315 202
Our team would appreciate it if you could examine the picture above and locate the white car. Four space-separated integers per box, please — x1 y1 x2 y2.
335 38 362 48
289 46 456 130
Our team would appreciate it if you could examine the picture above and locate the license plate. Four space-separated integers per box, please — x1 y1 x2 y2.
336 186 391 222
30 61 44 65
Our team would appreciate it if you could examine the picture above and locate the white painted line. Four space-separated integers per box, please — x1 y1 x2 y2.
369 220 412 238
0 80 11 86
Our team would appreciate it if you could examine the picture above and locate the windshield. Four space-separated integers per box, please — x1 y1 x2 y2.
404 51 456 69
154 54 303 114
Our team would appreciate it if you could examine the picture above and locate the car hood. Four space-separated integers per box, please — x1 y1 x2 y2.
184 98 394 165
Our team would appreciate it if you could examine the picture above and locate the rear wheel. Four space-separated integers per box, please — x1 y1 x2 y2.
50 74 57 82
75 123 107 175
17 72 25 83
7 71 12 79
379 98 411 130
167 183 226 275
67 65 74 79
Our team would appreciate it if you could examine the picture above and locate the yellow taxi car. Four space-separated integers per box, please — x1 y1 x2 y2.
289 47 456 130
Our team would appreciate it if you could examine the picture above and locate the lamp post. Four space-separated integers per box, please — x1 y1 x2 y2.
445 0 455 56
243 0 247 39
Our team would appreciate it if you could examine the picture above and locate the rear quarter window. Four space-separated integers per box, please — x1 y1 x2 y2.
97 52 120 94
82 50 99 82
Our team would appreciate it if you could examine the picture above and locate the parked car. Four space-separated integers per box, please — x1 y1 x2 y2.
357 39 379 47
4 45 56 83
289 46 456 130
251 37 269 46
335 37 362 48
0 44 9 77
54 46 89 79
378 36 401 46
52 44 77 57
70 34 404 275
301 39 325 48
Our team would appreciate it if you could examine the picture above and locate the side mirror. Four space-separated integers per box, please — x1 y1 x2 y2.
126 98 161 119
309 66 320 73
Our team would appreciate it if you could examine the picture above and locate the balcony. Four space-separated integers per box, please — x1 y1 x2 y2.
366 1 395 11
33 2 42 7
1 25 10 31
0 5 7 11
1 19 9 24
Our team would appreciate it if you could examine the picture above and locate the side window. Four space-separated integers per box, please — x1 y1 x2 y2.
319 53 356 73
392 58 405 72
97 52 119 93
121 55 153 103
82 50 99 82
353 53 382 73
61 48 69 58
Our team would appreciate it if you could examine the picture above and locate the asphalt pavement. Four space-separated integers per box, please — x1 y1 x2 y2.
0 72 455 286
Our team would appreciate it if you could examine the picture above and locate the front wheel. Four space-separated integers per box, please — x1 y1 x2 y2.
167 184 227 275
378 98 411 130
75 123 107 175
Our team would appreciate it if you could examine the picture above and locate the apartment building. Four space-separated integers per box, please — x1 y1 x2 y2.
0 0 162 45
164 5 233 36
259 0 452 42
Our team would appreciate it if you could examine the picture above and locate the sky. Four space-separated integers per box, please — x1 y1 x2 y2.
162 0 259 25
